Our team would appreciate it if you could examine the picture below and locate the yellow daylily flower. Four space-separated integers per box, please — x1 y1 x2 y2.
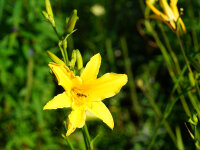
146 0 186 33
43 53 128 136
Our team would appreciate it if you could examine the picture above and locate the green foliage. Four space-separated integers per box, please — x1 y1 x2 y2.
1 0 200 149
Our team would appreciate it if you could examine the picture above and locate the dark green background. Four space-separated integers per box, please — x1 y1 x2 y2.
1 0 200 149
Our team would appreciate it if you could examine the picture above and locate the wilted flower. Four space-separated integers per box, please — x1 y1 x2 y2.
146 0 186 33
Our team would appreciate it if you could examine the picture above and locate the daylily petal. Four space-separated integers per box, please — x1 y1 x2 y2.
49 63 81 92
169 20 176 30
66 108 86 136
81 53 101 84
86 101 114 129
146 1 169 21
43 92 72 110
85 73 128 101
170 0 186 33
170 0 178 9
178 18 186 33
149 14 176 31
160 0 176 20
170 0 179 19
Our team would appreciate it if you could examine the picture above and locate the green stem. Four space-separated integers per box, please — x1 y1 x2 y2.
195 82 200 100
105 38 116 71
58 41 67 64
82 124 92 150
159 23 200 121
186 0 199 53
145 20 191 117
120 37 142 117
159 23 181 73
176 32 193 75
63 136 75 150
188 92 200 119
51 24 70 65
139 0 145 14
63 39 69 65
52 26 61 40
175 33 200 104
147 121 162 150
142 88 177 146
159 23 200 118
176 126 184 150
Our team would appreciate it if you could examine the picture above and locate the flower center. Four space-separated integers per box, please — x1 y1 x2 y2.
71 88 87 107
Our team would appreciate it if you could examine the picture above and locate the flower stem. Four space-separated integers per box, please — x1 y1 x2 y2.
186 0 199 53
52 26 61 40
82 124 92 150
62 134 75 150
58 41 67 64
175 33 200 100
158 23 181 73
141 87 177 146
120 37 142 117
188 92 200 119
145 20 191 117
65 136 75 150
63 39 69 65
176 32 193 75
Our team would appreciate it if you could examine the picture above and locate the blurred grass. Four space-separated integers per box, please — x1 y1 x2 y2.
1 0 200 149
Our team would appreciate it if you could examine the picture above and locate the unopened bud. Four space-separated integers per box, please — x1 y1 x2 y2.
63 39 67 50
63 121 67 130
49 17 55 27
61 134 66 139
45 0 54 18
66 9 79 34
79 67 85 75
76 50 83 70
42 11 49 20
193 114 198 124
47 51 65 64
66 17 69 25
188 72 195 87
69 50 77 69
188 114 198 126
42 11 55 27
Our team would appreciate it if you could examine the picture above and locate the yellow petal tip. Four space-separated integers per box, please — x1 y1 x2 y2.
48 62 55 68
43 104 49 110
110 124 114 130
66 132 70 136
123 74 128 83
106 120 114 130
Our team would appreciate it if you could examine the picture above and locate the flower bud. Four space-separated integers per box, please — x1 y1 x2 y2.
42 0 55 27
76 50 83 70
66 9 79 34
66 17 69 25
47 51 65 64
188 114 198 126
63 39 67 50
45 0 54 18
42 11 49 20
42 11 55 27
79 67 85 75
193 114 198 125
188 72 195 87
69 50 77 69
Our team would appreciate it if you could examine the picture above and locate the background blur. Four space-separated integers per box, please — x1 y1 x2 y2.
1 0 200 149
